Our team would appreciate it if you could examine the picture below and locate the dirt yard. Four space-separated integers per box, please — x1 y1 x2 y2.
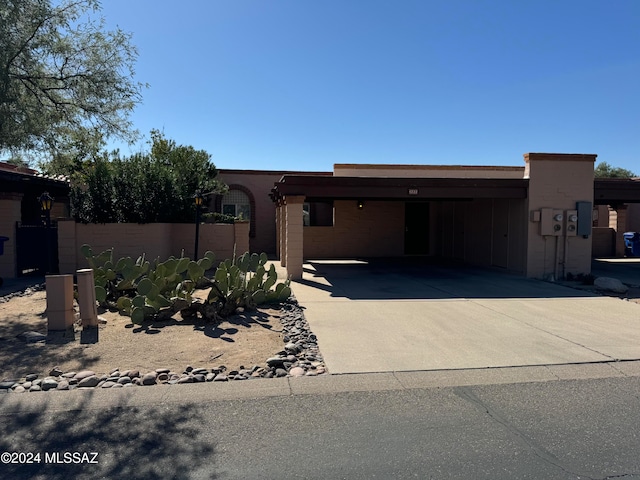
0 288 285 380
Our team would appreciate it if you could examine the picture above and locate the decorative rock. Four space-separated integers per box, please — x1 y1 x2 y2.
74 370 96 380
29 385 42 392
68 378 79 385
289 367 305 377
22 382 32 389
213 374 228 382
185 365 193 373
111 383 123 388
17 331 47 343
157 373 169 382
177 376 194 384
141 372 157 386
284 342 298 353
78 375 100 388
128 370 140 378
0 381 16 390
206 373 215 381
109 368 120 375
101 381 116 388
41 378 59 390
117 376 132 385
156 368 170 374
192 368 208 375
594 277 629 294
193 374 206 382
266 357 286 368
123 383 136 388
12 385 26 393
61 372 77 379
56 381 70 390
106 376 120 383
274 368 288 378
25 373 39 381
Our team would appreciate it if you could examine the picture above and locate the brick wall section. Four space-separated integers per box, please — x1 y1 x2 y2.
0 193 23 278
57 222 247 273
611 205 628 257
628 204 640 232
284 196 304 279
524 153 596 278
592 228 615 257
304 200 405 258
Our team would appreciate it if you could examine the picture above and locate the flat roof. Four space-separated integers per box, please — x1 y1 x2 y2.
271 175 529 202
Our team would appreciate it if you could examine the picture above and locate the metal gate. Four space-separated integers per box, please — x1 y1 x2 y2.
15 221 59 276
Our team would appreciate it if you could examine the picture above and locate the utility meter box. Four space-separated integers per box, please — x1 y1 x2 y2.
540 208 564 236
565 210 578 236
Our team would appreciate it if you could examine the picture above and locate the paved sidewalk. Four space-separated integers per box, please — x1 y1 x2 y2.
290 259 640 374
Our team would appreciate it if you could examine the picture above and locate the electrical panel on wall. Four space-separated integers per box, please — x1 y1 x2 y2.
576 201 593 237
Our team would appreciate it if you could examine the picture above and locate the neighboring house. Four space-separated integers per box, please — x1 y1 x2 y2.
216 169 331 254
223 153 640 280
0 162 70 279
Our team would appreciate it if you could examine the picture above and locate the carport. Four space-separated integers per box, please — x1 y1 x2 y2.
272 153 599 280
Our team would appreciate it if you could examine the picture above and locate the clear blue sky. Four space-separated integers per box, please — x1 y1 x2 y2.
100 0 639 173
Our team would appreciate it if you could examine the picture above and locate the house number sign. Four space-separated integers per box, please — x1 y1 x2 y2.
408 188 419 195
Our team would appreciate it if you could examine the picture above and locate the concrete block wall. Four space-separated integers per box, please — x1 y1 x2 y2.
525 153 596 278
304 200 404 258
592 227 615 257
0 193 22 278
58 222 249 273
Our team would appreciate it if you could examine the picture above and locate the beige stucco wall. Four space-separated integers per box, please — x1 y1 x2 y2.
57 221 249 274
0 193 22 279
304 200 405 258
524 153 596 278
334 164 525 179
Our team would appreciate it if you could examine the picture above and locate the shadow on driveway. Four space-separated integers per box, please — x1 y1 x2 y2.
300 257 597 300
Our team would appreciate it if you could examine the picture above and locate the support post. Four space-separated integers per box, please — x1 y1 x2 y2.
77 269 98 327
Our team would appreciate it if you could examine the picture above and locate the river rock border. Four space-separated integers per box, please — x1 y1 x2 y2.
0 293 326 394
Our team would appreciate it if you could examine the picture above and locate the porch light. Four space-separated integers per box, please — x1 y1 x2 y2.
39 191 54 212
39 191 54 274
193 190 204 207
357 200 364 210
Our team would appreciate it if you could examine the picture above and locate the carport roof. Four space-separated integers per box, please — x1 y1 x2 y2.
594 178 640 205
270 175 529 202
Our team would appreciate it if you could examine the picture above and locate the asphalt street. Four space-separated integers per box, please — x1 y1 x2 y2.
2 373 640 480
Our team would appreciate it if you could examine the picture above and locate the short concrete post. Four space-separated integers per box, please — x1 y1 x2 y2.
77 269 98 327
45 275 75 332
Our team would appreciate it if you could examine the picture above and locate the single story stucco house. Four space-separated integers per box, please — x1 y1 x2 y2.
218 153 640 280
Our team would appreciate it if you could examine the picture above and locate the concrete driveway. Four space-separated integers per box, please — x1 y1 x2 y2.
290 258 640 374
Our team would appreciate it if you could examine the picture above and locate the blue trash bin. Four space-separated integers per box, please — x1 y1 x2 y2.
624 232 640 257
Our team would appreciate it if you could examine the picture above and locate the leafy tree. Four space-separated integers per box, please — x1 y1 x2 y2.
0 0 145 160
594 161 636 179
71 132 227 223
